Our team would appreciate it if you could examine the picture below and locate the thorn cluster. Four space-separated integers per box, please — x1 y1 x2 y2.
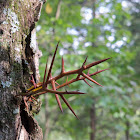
20 42 110 119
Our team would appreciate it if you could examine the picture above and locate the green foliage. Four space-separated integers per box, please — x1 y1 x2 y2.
36 0 140 139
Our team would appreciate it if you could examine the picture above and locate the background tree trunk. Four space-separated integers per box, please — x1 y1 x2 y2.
125 120 130 140
0 0 45 139
90 101 96 140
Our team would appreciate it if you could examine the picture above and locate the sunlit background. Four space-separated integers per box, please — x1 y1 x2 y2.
35 0 140 140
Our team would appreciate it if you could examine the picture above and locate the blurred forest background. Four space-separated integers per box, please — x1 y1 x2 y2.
35 0 140 140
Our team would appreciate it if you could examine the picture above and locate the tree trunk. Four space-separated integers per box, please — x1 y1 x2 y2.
0 0 45 139
90 101 96 140
125 120 130 140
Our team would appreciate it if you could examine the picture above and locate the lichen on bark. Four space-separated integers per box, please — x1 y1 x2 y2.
0 0 45 139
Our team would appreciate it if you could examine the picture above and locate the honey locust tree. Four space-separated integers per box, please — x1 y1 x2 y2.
0 0 45 139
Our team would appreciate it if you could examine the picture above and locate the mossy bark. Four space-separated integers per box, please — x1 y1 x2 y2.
0 0 45 139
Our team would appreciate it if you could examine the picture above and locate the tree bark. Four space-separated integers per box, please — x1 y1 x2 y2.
0 0 45 139
90 101 96 140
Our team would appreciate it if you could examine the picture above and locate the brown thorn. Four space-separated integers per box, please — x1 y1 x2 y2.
83 79 93 88
46 89 86 95
77 56 88 79
85 57 111 69
66 91 86 94
61 56 65 73
82 56 88 67
82 72 103 87
43 59 48 86
46 41 60 85
60 95 79 119
76 74 81 80
88 69 109 77
55 94 63 112
51 73 63 112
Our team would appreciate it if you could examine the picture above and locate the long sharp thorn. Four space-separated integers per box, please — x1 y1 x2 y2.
50 73 63 112
65 91 86 94
39 88 85 95
55 94 63 112
83 79 93 88
85 57 111 69
61 56 65 73
46 41 60 85
77 56 88 79
43 59 48 86
82 72 103 87
60 95 79 119
88 69 109 77
45 88 86 95
82 56 88 67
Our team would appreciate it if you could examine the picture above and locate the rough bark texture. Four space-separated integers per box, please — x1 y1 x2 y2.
0 0 45 139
